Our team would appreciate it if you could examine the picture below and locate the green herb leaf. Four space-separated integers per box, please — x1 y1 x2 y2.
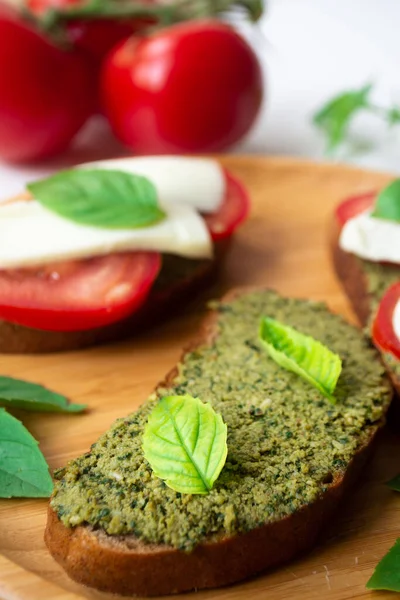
259 317 342 403
0 376 86 413
27 169 166 230
366 538 400 591
142 395 228 495
387 106 400 126
387 474 400 491
0 409 53 498
313 83 373 151
371 179 400 222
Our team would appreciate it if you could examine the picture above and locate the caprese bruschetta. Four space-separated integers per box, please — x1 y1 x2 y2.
0 156 249 353
331 182 400 391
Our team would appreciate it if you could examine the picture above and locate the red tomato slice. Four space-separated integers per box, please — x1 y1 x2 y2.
372 282 400 360
335 192 376 227
204 170 250 241
0 252 160 332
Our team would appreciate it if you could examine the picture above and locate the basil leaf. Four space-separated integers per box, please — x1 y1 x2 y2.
387 106 400 126
371 180 400 222
259 317 342 403
0 409 53 498
142 395 228 495
367 538 400 591
387 474 400 492
27 169 166 230
0 376 86 413
313 83 373 151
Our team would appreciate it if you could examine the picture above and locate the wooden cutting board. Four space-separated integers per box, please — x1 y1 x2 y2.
0 156 399 600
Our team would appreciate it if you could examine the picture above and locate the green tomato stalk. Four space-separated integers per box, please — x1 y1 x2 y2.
27 0 264 32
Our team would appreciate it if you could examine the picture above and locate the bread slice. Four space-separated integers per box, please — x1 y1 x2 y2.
0 239 229 354
330 217 400 392
45 288 392 596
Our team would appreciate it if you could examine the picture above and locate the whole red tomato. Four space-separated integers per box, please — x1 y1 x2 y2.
0 2 94 162
101 20 263 154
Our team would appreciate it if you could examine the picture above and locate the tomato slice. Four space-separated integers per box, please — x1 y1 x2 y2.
335 192 376 227
372 282 400 360
0 252 161 332
204 170 250 241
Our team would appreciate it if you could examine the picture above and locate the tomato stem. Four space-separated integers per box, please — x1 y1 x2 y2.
27 0 264 32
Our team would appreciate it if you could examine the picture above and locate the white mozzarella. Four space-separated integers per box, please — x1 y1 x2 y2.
0 199 213 269
78 156 225 214
339 210 400 263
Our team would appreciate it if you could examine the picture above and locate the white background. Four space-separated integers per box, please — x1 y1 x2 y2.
1 0 400 197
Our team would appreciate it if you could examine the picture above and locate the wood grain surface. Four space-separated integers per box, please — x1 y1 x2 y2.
0 156 399 600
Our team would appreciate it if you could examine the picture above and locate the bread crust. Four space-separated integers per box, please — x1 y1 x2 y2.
330 219 400 393
45 287 391 596
0 240 229 354
330 219 371 327
45 441 376 597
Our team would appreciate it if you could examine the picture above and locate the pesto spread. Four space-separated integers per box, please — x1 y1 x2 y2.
383 353 400 380
360 259 400 312
51 291 391 551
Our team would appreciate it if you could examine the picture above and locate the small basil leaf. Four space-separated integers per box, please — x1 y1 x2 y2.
313 83 373 151
142 395 228 495
366 538 400 591
371 179 400 222
27 169 166 230
387 474 400 492
0 409 53 498
259 317 342 403
387 106 400 126
0 376 86 413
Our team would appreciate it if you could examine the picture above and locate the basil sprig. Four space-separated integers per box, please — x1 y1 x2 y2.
313 84 373 153
143 395 228 495
0 409 53 498
371 180 400 223
313 82 400 153
28 169 166 230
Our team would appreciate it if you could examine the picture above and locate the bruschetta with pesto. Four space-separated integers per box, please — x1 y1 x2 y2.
45 288 392 596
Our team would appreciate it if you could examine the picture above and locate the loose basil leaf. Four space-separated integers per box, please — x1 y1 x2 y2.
259 317 342 403
366 538 400 591
142 395 228 495
28 169 166 230
387 474 400 492
313 83 373 152
0 376 86 413
387 106 400 126
371 180 400 223
0 409 53 498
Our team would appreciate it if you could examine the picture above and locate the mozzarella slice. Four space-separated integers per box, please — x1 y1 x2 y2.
339 210 400 263
78 156 225 214
0 200 213 269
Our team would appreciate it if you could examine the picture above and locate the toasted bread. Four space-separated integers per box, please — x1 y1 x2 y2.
330 217 400 393
45 288 392 596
